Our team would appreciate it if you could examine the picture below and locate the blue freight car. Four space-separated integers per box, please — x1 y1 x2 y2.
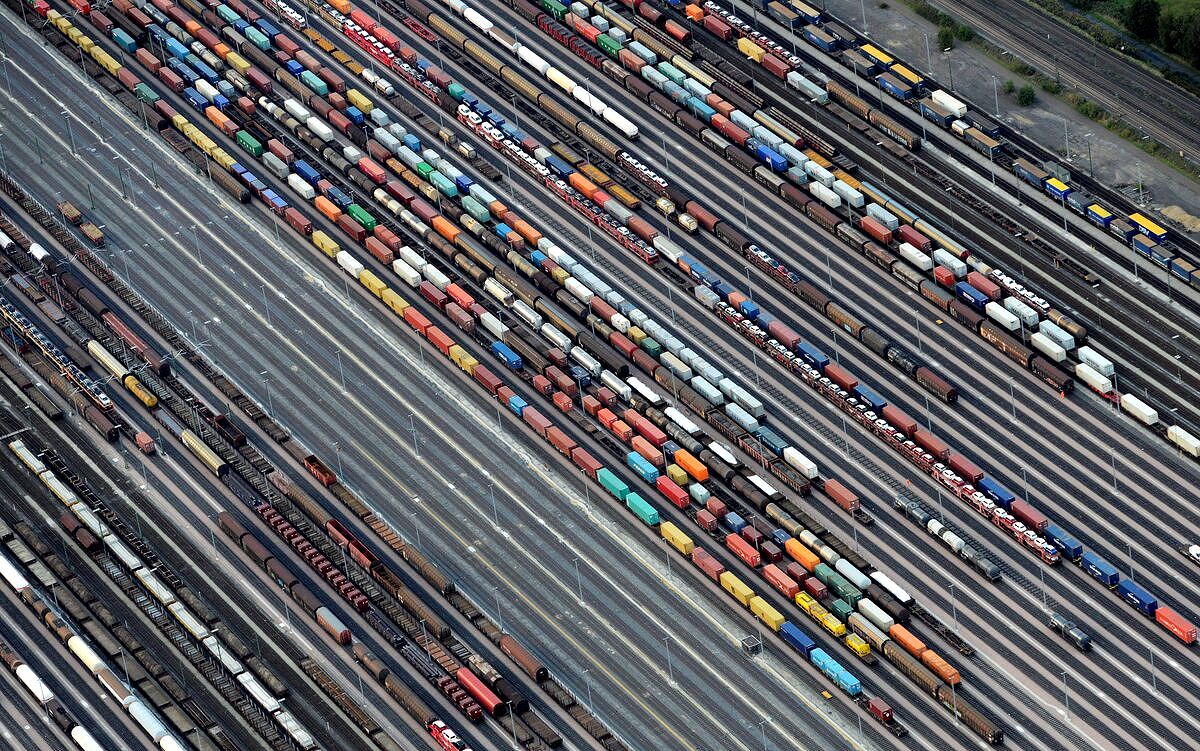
1044 524 1082 561
626 451 660 483
294 160 321 185
491 341 523 369
853 385 887 411
797 342 830 369
1116 579 1157 616
1081 551 1119 587
955 281 989 311
977 477 1015 509
780 621 817 657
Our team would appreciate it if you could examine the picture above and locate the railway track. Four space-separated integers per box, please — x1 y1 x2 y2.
931 0 1200 167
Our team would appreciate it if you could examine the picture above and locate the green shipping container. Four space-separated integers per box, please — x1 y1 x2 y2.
300 70 329 96
640 336 663 358
832 580 862 607
347 204 377 231
462 195 490 223
216 4 240 23
597 34 621 57
540 0 568 20
829 598 853 621
236 131 264 157
659 62 686 86
430 172 459 198
416 161 435 179
245 26 270 52
447 82 466 101
597 468 630 500
133 83 160 104
626 493 660 526
814 562 836 586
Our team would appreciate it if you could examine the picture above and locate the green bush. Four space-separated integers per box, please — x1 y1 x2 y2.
938 26 955 50
1003 79 1015 93
1017 84 1037 106
1120 0 1160 41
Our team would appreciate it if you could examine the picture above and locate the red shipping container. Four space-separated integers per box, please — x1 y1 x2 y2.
596 387 617 407
881 404 918 437
419 281 449 309
859 215 893 245
329 110 351 134
618 48 645 72
158 68 185 93
68 0 90 14
284 207 312 235
609 331 638 358
823 362 858 391
236 97 256 116
824 478 861 512
1010 500 1048 532
726 533 761 568
706 497 727 519
763 564 799 599
933 266 956 288
274 34 300 56
740 526 764 547
582 395 601 417
267 139 294 164
522 407 552 438
135 48 162 73
656 476 690 509
89 9 114 32
571 447 602 478
117 67 141 90
446 303 474 333
947 452 984 483
696 509 718 531
547 426 576 456
336 215 367 242
610 420 634 442
365 236 394 264
967 271 1002 301
632 436 664 466
703 14 734 40
548 347 568 367
761 541 783 563
359 157 386 185
897 225 932 252
785 562 808 584
625 409 668 446
403 306 431 334
349 8 376 29
328 92 348 112
532 375 553 396
246 68 272 93
761 53 789 78
446 282 475 310
1155 606 1197 644
552 392 573 413
804 577 828 599
374 225 403 252
692 548 726 581
913 429 951 460
597 408 618 429
426 326 453 355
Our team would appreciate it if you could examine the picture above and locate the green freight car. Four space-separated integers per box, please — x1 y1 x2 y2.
462 195 490 223
244 26 270 52
626 493 660 526
597 468 630 500
416 161 435 179
133 83 160 105
236 131 264 157
829 598 853 622
597 34 621 57
640 336 663 358
216 4 241 23
539 0 568 20
430 172 458 198
346 204 377 231
300 70 329 96
447 82 467 101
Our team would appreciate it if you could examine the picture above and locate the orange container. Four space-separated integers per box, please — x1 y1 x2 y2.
610 419 633 442
785 538 820 572
921 649 961 686
431 215 460 243
597 407 617 429
888 624 928 658
685 4 705 21
568 172 599 200
315 195 342 222
511 218 542 246
487 199 508 219
673 449 709 482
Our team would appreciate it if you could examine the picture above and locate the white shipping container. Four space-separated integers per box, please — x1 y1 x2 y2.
869 571 913 605
932 248 967 277
564 277 594 303
287 173 316 199
307 117 334 142
335 251 364 278
480 312 507 338
1038 320 1075 350
866 203 899 230
1030 331 1066 362
808 181 842 208
1074 362 1113 394
1077 345 1115 377
391 258 421 287
665 407 702 435
660 351 693 380
932 89 968 117
1168 424 1200 457
726 402 760 432
783 446 818 478
898 242 933 271
804 161 835 187
1119 393 1159 425
1003 297 1039 327
284 98 310 120
691 376 725 405
835 559 871 589
985 301 1020 332
857 598 895 632
832 180 865 208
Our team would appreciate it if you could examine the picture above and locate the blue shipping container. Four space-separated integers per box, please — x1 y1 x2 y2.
507 394 528 416
326 186 352 209
626 452 660 483
1044 523 1082 561
345 106 364 125
1170 258 1195 282
285 60 304 76
797 342 830 369
1116 579 1157 616
977 477 1015 509
853 386 887 411
780 621 817 657
723 511 747 533
491 341 523 369
294 160 320 185
955 281 989 310
545 155 573 177
756 145 788 172
183 88 207 111
1081 551 1119 587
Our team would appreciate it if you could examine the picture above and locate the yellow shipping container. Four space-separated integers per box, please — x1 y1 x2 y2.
660 521 694 555
312 230 339 258
448 345 478 374
737 37 765 62
750 596 785 632
381 288 410 316
346 88 374 115
226 51 250 75
821 614 846 637
796 591 817 613
360 270 387 298
626 325 647 345
845 633 870 657
665 463 688 487
345 61 364 76
719 571 754 607
79 36 95 54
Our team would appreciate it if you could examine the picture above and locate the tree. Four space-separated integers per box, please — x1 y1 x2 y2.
938 26 955 50
1160 7 1200 67
1017 84 1037 106
1003 79 1016 94
1121 0 1160 41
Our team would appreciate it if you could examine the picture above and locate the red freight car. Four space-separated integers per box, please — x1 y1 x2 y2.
824 479 861 512
692 548 726 581
726 532 761 567
656 476 690 509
